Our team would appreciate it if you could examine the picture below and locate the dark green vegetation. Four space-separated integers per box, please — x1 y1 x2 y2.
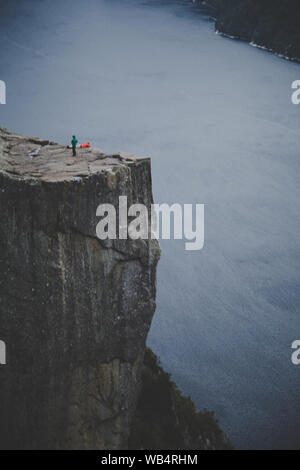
201 0 300 61
129 348 232 450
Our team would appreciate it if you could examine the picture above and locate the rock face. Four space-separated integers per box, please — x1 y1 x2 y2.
201 0 300 61
129 348 233 450
0 127 160 449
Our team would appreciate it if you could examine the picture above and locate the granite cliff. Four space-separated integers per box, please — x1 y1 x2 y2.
0 127 231 450
0 127 160 449
201 0 300 61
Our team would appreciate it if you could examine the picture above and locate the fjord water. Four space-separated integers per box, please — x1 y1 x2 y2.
1 0 300 449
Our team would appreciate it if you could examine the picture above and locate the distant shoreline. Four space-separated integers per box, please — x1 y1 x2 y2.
196 0 300 63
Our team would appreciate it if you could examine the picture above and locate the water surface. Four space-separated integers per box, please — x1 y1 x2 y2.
1 0 300 449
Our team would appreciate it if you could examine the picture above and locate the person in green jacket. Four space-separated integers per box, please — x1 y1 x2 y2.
71 135 78 156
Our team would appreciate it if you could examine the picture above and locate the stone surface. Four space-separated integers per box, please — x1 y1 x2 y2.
0 127 160 449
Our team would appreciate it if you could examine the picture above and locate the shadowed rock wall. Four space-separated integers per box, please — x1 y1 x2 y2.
202 0 300 61
0 127 160 449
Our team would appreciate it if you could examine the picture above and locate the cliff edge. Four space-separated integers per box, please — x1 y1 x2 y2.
0 127 160 449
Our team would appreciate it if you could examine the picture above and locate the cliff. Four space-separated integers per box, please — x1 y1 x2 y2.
201 0 300 61
129 348 232 450
0 127 231 450
0 127 160 449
